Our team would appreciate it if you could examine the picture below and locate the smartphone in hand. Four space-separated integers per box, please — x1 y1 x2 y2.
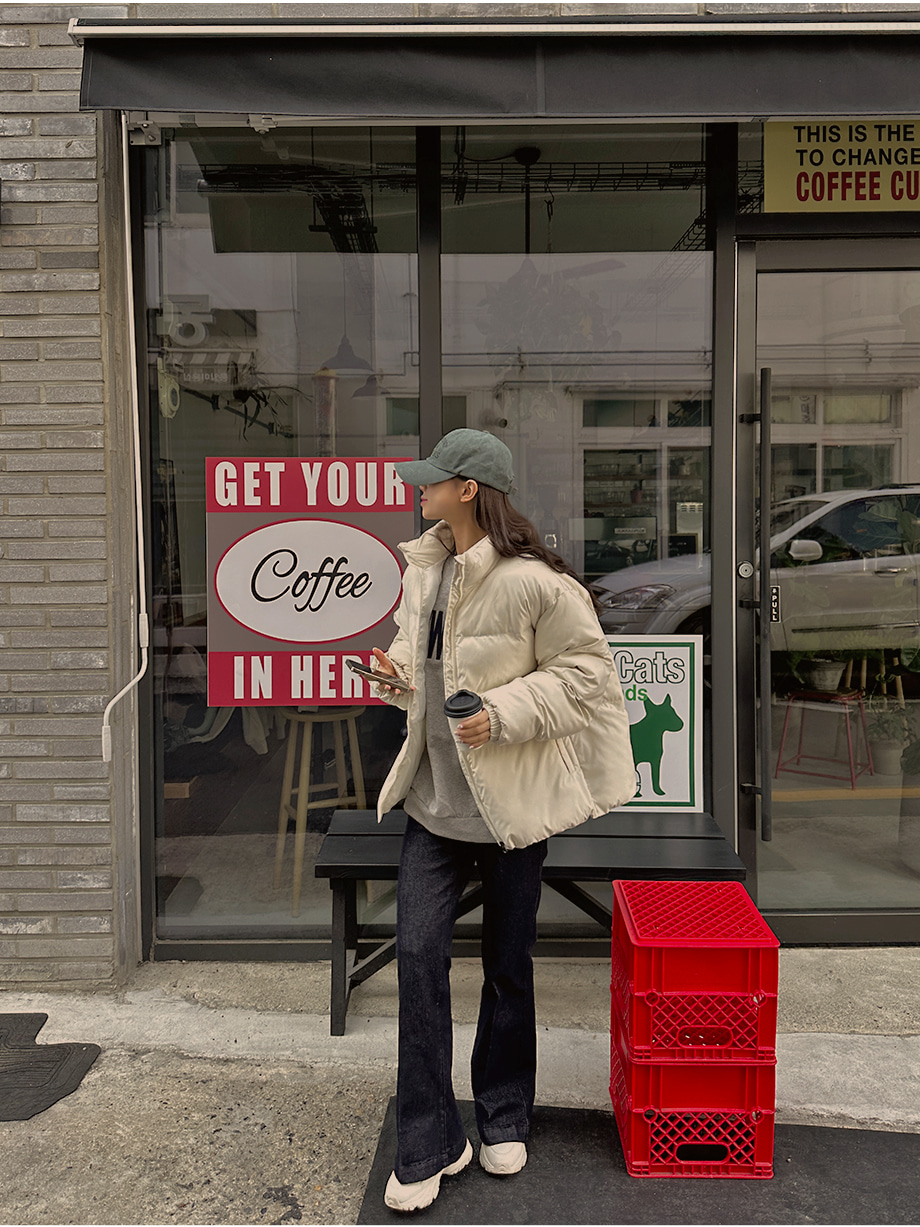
346 659 413 692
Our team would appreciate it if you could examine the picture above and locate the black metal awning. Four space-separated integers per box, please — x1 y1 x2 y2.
73 18 920 122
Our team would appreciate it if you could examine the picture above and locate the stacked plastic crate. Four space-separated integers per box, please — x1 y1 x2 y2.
609 879 780 1179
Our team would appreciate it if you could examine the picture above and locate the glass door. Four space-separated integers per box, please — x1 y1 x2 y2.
742 242 920 940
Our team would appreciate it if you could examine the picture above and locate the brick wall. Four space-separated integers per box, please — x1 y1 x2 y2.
0 6 134 986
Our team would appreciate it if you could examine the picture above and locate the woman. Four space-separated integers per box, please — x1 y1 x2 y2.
372 429 635 1212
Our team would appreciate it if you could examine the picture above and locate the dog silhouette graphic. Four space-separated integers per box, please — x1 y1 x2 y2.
629 695 684 797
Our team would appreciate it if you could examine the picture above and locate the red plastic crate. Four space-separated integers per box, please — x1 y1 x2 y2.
609 1015 775 1179
611 933 777 1063
612 880 780 997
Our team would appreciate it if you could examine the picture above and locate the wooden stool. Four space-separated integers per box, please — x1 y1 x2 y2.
274 706 367 916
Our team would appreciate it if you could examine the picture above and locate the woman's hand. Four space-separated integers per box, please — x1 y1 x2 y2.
457 708 491 750
372 647 413 694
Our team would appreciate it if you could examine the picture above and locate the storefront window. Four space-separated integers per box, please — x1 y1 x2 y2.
145 121 713 946
146 128 418 938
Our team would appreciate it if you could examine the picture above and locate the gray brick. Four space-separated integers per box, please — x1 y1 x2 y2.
0 870 53 889
3 408 103 426
1 275 100 294
11 457 104 476
47 566 107 585
0 827 48 846
18 892 112 912
0 341 38 360
0 72 30 91
0 384 40 402
44 384 104 401
0 48 82 69
34 161 96 181
0 564 43 582
49 609 106 624
14 718 101 735
0 783 52 800
58 869 111 890
0 918 54 936
0 118 30 135
3 181 97 199
48 649 106 668
0 430 40 447
0 250 35 268
51 826 110 844
0 161 33 180
0 30 29 47
45 429 103 447
2 317 100 335
0 292 39 313
15 762 108 779
55 961 115 983
0 937 114 960
38 116 95 135
9 543 105 560
7 498 105 516
0 525 43 542
0 476 43 493
40 252 99 271
46 522 107 541
17 845 110 865
36 205 97 224
4 224 98 247
37 72 82 92
39 293 100 315
0 138 95 160
0 203 36 222
17 805 108 824
0 613 43 628
56 915 112 934
0 739 49 756
52 784 109 800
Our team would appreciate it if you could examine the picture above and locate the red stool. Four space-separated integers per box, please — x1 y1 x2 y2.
774 690 874 789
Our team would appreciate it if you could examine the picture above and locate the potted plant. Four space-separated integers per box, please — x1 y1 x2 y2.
865 698 908 776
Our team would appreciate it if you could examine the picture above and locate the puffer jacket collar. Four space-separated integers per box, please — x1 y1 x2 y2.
399 521 503 596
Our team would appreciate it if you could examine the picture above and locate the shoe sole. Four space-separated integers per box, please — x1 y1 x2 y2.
385 1140 473 1212
479 1146 527 1176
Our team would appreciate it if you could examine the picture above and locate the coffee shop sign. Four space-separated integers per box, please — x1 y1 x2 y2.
206 457 414 706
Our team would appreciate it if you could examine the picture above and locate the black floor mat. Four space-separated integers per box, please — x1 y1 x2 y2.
359 1098 920 1225
0 1014 100 1121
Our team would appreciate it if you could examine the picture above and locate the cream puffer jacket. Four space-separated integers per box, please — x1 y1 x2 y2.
376 522 636 849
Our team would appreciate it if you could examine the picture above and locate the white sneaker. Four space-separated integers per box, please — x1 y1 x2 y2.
384 1139 473 1212
479 1140 527 1175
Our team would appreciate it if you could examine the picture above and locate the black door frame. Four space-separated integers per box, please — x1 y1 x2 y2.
737 236 920 944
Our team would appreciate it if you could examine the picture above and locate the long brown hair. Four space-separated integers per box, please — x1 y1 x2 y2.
470 482 601 611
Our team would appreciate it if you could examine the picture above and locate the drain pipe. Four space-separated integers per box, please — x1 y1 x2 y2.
101 112 149 762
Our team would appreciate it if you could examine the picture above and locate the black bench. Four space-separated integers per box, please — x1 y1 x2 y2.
314 808 746 1035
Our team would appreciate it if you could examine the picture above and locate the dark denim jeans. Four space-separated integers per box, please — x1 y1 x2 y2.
393 816 548 1184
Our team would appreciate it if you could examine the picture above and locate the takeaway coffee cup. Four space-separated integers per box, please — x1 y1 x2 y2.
444 689 484 751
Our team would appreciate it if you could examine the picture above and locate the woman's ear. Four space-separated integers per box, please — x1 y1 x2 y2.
459 479 479 505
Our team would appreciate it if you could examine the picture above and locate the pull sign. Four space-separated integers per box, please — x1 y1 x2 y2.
770 585 781 623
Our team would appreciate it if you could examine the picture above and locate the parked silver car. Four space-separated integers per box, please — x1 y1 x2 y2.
592 487 920 651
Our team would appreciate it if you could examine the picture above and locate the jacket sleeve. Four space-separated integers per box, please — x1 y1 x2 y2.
374 587 414 712
481 585 613 744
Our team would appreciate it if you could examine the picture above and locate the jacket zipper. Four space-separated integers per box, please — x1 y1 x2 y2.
444 562 509 851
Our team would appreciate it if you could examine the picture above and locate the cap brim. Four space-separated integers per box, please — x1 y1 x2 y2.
394 458 457 486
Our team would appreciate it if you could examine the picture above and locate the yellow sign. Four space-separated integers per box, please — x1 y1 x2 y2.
764 121 920 211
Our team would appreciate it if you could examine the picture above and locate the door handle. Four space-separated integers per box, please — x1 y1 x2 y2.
876 567 908 574
758 368 773 843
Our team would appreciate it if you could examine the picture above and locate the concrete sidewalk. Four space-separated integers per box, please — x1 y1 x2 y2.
1 949 919 1225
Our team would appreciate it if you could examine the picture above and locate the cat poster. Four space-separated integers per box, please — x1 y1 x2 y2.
608 636 704 810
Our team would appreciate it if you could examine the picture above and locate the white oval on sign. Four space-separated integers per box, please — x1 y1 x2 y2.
216 519 403 644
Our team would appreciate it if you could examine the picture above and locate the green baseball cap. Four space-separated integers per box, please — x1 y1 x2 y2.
395 429 515 494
